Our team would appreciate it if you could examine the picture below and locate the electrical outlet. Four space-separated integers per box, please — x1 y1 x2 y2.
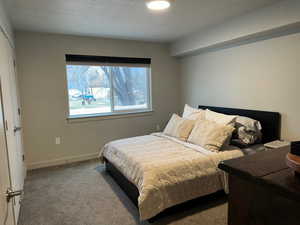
55 137 61 145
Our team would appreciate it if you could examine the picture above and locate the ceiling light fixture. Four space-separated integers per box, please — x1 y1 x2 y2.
146 0 172 11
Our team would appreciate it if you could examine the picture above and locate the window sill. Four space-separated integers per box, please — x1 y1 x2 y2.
67 110 154 123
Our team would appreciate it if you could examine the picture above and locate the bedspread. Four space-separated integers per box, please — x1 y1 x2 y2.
99 133 243 220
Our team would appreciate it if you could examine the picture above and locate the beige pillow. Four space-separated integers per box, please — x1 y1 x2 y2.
182 104 206 120
188 120 235 152
164 114 195 141
205 109 237 126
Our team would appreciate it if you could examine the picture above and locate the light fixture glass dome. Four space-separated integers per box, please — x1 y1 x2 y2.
146 0 171 10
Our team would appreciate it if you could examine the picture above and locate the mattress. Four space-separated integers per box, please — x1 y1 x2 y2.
99 133 243 220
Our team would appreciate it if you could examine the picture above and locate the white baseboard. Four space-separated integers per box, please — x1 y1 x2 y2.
27 152 99 170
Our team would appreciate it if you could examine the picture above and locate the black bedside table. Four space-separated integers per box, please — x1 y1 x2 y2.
241 144 266 155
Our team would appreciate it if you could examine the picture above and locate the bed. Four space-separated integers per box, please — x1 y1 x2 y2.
99 106 281 221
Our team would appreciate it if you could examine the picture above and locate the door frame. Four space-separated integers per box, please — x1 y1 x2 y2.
0 78 16 225
0 26 24 225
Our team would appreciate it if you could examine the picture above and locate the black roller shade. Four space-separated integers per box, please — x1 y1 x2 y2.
65 54 151 65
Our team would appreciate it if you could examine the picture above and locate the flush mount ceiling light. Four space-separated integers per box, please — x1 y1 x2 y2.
146 0 173 11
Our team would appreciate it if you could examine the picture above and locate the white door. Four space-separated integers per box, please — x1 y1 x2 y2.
0 81 14 225
0 30 25 224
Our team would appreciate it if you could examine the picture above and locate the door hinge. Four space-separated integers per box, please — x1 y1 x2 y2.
5 120 8 131
6 188 23 203
22 154 25 161
18 107 21 116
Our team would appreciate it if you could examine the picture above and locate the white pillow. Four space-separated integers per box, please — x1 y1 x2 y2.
182 104 205 120
163 114 195 141
235 116 262 130
205 109 237 126
188 120 235 152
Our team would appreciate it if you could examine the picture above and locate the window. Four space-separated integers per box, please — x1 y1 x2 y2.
65 55 152 118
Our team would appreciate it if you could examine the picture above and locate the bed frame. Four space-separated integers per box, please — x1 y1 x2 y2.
104 106 281 221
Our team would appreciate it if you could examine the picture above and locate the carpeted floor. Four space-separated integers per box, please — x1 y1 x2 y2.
18 160 228 225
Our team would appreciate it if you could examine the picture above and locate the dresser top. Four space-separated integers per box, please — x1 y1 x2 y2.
219 146 300 201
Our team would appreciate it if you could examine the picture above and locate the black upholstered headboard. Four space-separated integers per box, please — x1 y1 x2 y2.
198 105 281 144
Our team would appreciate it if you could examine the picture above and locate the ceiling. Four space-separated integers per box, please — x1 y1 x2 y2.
5 0 283 43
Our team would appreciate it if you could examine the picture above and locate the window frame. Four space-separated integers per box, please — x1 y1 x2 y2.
65 55 152 120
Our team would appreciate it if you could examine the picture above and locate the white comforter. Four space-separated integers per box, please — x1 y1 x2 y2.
99 133 243 220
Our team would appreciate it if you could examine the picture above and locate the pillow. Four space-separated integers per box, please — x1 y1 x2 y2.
235 116 262 131
188 120 235 152
163 114 195 141
182 104 205 120
221 133 233 149
233 116 262 145
205 109 237 126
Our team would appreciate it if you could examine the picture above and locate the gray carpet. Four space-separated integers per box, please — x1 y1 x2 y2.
18 160 228 225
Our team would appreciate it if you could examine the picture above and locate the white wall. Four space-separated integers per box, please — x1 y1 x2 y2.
171 0 300 56
13 0 300 168
0 0 13 45
15 31 181 169
180 32 300 141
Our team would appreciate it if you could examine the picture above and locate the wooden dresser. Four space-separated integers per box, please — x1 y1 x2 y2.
219 146 300 225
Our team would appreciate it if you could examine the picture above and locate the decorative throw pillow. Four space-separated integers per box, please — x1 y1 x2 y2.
182 104 205 120
163 114 195 141
234 116 262 145
205 109 237 126
188 120 235 152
